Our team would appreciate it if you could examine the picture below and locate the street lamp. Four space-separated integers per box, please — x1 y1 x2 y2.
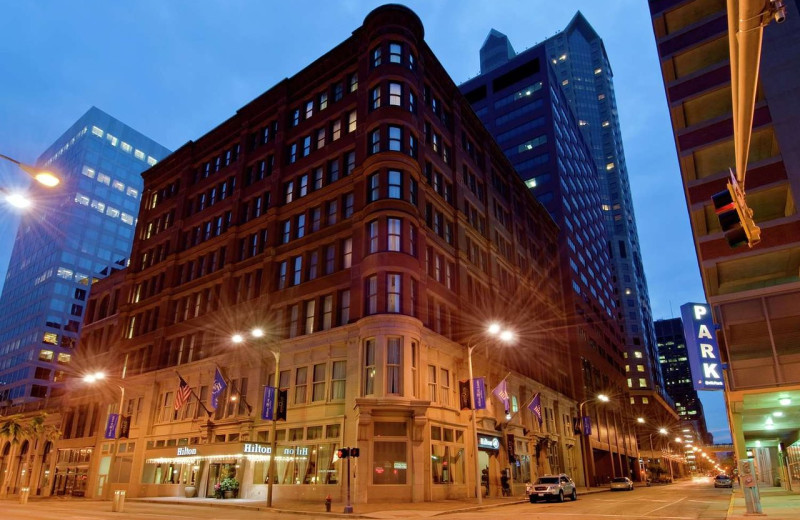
466 322 515 504
578 393 609 489
83 370 126 497
0 153 60 187
232 328 280 508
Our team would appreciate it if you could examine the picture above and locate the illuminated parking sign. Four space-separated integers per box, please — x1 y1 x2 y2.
680 303 725 391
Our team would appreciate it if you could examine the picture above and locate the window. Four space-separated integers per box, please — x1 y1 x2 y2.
319 92 328 110
284 181 294 204
388 218 401 252
310 207 321 232
305 300 315 334
331 360 346 400
371 86 381 111
345 151 356 175
327 200 338 225
427 365 437 402
364 339 376 395
289 304 299 338
302 136 311 157
368 173 380 202
440 369 450 406
389 42 402 64
282 220 291 244
312 363 326 401
372 46 382 67
299 174 309 197
368 220 379 253
292 108 300 126
278 261 287 289
295 366 308 404
369 129 381 155
339 290 351 325
387 337 402 394
331 120 341 141
296 214 306 239
342 238 353 268
321 295 333 330
292 256 303 286
387 273 401 313
324 245 335 275
389 82 402 106
388 170 402 199
349 72 358 93
388 126 402 151
366 275 378 314
316 128 326 150
347 110 357 133
334 82 343 102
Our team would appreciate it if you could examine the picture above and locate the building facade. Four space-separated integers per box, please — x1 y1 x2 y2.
0 107 170 405
655 317 712 444
648 0 800 489
8 5 590 504
460 37 639 484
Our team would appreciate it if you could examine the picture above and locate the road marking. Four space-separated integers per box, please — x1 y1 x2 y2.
640 496 687 515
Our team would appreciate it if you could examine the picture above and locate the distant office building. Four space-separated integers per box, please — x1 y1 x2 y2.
649 0 800 489
655 318 711 444
0 107 170 404
461 30 636 483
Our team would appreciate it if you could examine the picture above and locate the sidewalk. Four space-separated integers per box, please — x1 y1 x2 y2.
726 484 800 520
131 487 611 518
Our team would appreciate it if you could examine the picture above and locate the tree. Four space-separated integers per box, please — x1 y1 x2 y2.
0 413 60 495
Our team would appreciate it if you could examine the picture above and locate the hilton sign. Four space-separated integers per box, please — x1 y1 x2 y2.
177 447 197 456
680 303 725 391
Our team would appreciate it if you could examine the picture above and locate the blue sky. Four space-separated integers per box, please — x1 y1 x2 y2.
0 1 730 443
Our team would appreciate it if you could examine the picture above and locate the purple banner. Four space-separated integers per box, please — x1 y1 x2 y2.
262 386 276 420
582 416 592 436
105 413 119 439
472 377 486 410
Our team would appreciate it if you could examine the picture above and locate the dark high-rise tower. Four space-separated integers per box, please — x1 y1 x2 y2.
0 107 170 404
461 35 635 483
655 317 711 444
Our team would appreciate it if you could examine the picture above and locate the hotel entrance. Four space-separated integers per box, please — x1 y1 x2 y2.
205 461 238 497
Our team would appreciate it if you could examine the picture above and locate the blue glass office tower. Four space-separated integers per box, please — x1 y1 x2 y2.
541 12 666 409
0 107 170 404
462 44 633 483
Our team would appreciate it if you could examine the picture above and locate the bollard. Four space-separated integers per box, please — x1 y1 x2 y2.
325 494 332 512
112 490 126 512
19 487 30 504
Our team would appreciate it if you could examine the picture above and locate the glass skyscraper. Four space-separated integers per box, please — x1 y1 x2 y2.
0 106 170 404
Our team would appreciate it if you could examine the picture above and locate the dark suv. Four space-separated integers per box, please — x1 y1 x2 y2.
528 474 578 502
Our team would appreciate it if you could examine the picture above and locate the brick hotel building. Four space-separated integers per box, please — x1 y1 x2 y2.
21 5 591 504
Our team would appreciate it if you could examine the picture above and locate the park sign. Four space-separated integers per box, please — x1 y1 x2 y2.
680 303 725 391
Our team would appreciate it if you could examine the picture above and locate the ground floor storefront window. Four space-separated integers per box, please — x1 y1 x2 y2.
265 443 340 485
431 424 465 484
373 421 408 485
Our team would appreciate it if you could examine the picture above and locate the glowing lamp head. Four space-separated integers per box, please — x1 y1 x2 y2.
34 171 60 187
597 394 609 402
487 323 501 335
251 328 264 338
231 334 244 344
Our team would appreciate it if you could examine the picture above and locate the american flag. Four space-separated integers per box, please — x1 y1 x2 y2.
174 376 192 410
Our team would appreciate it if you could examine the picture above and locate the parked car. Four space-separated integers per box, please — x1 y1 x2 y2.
528 474 578 502
714 474 733 488
610 477 634 491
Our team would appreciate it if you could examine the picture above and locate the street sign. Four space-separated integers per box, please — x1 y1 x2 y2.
680 303 725 391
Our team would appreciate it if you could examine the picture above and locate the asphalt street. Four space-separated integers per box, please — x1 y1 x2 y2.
0 479 732 520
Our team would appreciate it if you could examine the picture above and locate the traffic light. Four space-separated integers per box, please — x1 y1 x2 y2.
337 448 349 458
350 447 360 457
712 171 761 248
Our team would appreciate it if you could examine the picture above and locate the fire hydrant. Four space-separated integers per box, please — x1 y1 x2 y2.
325 494 332 512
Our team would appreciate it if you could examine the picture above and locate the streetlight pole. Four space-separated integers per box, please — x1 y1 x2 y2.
0 153 60 187
233 328 280 508
465 323 514 504
578 394 609 490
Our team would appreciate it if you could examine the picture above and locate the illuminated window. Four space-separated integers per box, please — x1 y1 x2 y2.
39 350 54 361
558 54 567 61
602 121 610 127
562 79 569 86
147 156 157 166
112 180 125 191
636 365 645 372
106 133 118 146
602 204 610 211
627 378 632 387
97 173 111 185
594 68 602 74
134 149 145 160
126 187 139 198
106 206 120 218
91 126 104 137
74 193 90 206
57 353 71 364
121 213 134 225
598 94 606 100
525 179 536 189
634 351 643 358
638 378 646 387
43 333 58 345
90 200 106 213
121 141 133 153
642 397 649 404
606 162 615 171
81 166 96 178
625 365 630 372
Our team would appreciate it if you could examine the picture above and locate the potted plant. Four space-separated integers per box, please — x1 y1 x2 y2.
213 482 222 499
220 476 239 499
